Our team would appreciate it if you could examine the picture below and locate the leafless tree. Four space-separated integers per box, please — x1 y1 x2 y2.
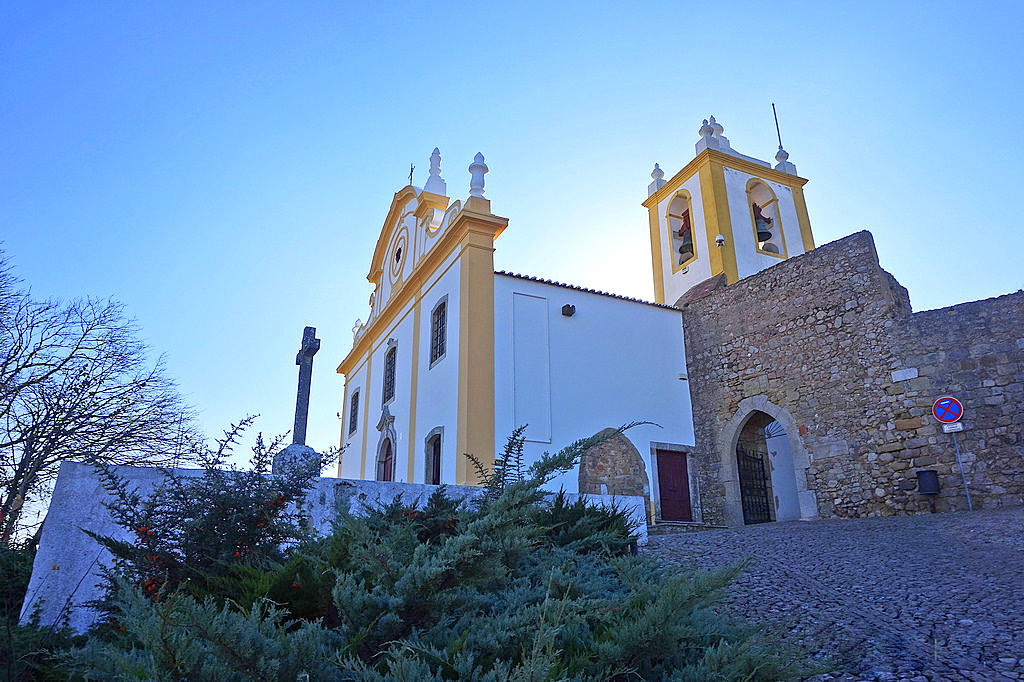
0 252 200 544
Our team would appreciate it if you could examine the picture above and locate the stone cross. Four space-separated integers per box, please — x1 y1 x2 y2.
292 326 320 446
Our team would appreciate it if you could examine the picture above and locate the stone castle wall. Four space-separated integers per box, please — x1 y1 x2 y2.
681 230 1024 525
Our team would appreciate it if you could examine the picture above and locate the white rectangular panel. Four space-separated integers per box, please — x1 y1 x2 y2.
512 293 551 443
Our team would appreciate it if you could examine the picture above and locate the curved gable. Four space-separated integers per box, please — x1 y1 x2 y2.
368 185 420 284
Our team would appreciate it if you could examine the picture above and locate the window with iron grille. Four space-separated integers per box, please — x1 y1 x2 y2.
382 347 396 404
430 299 447 365
348 390 359 435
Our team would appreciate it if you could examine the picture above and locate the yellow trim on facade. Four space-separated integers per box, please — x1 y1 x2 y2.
647 205 665 304
368 186 419 283
406 298 422 482
343 254 463 478
745 179 788 260
791 184 816 251
644 149 808 209
413 191 448 262
337 204 507 377
665 191 698 273
340 196 506 488
697 160 739 284
359 355 372 479
453 201 502 486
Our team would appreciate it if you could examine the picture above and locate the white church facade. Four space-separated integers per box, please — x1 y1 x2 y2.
337 119 815 524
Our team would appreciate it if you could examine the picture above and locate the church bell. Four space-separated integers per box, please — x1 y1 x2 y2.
752 203 773 242
678 229 694 263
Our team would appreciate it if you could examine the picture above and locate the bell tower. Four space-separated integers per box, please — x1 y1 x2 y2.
643 116 815 306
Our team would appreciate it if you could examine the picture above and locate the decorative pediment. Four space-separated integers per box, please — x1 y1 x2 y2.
368 185 421 285
340 149 507 377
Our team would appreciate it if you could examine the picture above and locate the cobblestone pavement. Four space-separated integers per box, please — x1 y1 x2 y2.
643 508 1024 681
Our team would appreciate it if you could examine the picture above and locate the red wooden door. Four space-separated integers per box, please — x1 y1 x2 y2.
657 450 692 521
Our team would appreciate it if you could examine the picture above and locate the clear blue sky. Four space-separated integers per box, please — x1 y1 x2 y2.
3 2 1023 462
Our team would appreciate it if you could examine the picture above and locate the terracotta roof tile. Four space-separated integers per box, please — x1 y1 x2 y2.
495 271 678 311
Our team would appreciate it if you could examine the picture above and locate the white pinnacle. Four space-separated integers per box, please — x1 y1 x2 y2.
424 147 447 195
709 115 724 137
469 152 488 198
648 163 667 197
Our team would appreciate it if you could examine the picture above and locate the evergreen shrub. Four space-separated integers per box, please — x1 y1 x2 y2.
64 427 811 680
2 542 82 681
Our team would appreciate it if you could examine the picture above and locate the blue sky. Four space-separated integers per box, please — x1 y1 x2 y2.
3 2 1023 462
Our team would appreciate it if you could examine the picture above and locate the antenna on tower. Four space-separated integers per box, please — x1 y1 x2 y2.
771 103 797 174
772 103 783 149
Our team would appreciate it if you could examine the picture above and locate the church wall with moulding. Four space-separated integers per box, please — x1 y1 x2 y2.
722 168 807 280
493 274 694 496
339 362 369 479
359 299 417 482
340 248 463 484
410 255 461 484
656 173 710 307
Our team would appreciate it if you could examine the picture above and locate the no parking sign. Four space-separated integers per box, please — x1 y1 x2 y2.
932 396 963 423
932 395 973 511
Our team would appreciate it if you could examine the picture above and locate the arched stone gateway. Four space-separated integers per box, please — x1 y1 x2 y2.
718 396 818 526
579 429 651 522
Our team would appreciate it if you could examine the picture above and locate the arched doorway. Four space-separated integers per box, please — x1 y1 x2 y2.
719 396 817 526
377 438 394 482
736 412 774 524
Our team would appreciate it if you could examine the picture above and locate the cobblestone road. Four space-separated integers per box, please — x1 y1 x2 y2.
643 508 1024 681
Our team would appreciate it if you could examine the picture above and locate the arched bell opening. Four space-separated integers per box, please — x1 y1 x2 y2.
746 180 787 258
665 192 697 270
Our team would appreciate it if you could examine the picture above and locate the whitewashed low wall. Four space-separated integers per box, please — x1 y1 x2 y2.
21 461 647 633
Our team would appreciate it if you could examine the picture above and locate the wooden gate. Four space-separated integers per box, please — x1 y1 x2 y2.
656 450 692 522
736 445 771 524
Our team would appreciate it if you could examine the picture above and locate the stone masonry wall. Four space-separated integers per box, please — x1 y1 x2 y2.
681 230 1024 525
578 429 652 522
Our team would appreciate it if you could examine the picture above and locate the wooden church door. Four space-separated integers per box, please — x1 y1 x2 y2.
656 450 692 521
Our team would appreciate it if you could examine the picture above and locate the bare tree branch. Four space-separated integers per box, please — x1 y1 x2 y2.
0 250 201 544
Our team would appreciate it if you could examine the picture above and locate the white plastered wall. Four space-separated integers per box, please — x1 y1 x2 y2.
722 167 807 281
494 275 694 496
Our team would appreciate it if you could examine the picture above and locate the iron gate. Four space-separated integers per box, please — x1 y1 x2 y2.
736 445 772 524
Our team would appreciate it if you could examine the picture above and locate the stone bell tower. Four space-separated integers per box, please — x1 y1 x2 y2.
642 116 816 307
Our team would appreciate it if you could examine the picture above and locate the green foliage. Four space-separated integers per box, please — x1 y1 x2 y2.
1 542 83 681
69 580 343 681
533 489 637 556
87 417 332 627
64 428 813 680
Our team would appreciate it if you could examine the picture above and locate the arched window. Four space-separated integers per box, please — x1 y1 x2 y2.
430 297 447 366
348 390 360 435
665 192 696 270
377 438 394 482
746 179 787 258
382 346 397 405
425 432 442 485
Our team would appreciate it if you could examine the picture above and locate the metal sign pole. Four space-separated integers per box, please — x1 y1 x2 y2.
951 431 973 511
